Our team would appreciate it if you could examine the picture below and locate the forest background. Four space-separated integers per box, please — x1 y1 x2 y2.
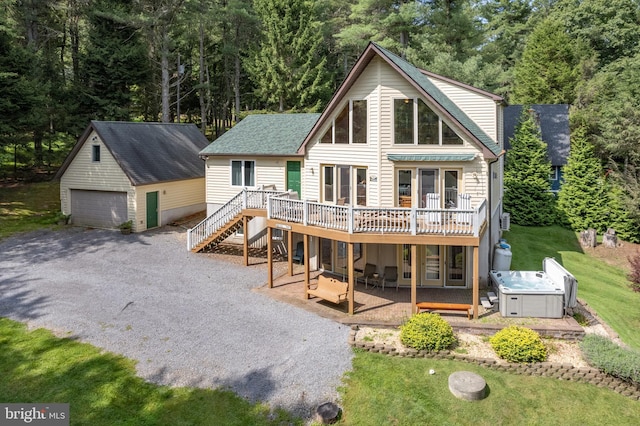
1 0 639 238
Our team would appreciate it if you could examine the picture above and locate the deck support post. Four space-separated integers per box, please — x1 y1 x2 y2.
287 230 293 276
304 234 310 299
411 244 417 314
473 245 479 319
243 216 249 266
348 242 354 315
267 226 273 288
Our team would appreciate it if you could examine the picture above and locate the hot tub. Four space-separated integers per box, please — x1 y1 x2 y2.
490 269 565 318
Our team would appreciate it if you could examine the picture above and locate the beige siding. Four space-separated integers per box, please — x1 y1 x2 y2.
59 130 135 219
427 76 499 141
205 157 303 205
133 178 205 230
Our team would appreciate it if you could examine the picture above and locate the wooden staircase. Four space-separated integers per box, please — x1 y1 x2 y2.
190 213 244 253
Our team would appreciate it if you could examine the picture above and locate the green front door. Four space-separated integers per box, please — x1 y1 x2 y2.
286 161 301 195
146 191 158 229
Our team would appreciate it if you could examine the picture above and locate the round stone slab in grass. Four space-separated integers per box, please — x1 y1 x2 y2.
448 371 487 401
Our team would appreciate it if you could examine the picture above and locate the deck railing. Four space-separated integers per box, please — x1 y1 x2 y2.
269 196 486 237
187 188 283 251
188 190 487 250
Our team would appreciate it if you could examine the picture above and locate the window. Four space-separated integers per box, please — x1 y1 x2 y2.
397 169 412 207
335 105 349 144
92 145 100 162
322 165 367 205
394 99 413 144
231 160 255 187
320 100 368 144
418 100 438 144
352 100 367 144
394 98 463 145
323 166 334 202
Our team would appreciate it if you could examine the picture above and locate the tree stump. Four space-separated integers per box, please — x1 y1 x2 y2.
315 402 341 424
603 228 618 248
580 229 597 248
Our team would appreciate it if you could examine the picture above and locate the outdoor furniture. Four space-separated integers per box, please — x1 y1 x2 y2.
416 302 472 320
292 241 304 265
308 275 348 305
382 266 398 291
360 263 377 288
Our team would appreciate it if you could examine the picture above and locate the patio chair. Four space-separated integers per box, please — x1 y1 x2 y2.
382 266 398 291
292 241 304 265
360 263 377 288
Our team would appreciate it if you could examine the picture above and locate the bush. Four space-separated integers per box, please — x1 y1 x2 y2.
489 326 547 363
580 334 640 385
400 313 456 352
627 251 640 292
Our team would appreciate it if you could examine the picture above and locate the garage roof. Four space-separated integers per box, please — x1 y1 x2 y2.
57 121 210 185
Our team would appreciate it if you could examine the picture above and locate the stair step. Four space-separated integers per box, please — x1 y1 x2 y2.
487 292 498 303
480 297 493 309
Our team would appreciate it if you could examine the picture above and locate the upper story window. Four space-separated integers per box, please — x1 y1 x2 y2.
92 145 101 162
320 99 368 144
394 98 463 145
231 160 255 187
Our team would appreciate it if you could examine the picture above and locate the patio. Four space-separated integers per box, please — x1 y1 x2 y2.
257 266 585 339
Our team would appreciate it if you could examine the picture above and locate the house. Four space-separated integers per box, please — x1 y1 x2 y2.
503 105 570 192
192 42 505 318
57 121 209 232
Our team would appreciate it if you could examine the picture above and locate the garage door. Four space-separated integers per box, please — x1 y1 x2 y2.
70 190 128 228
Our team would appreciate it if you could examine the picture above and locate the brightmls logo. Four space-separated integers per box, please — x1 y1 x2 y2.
1 404 68 425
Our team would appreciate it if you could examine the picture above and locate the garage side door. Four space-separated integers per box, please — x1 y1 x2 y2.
70 190 127 228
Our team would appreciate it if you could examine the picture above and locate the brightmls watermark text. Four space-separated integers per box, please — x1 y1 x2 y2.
1 404 68 425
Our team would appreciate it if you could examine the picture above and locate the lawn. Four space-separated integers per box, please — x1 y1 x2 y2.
505 225 640 350
0 180 61 239
0 319 299 426
338 350 640 425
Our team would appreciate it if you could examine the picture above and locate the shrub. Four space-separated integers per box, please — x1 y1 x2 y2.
627 251 640 292
489 326 547 363
580 334 640 385
400 313 456 352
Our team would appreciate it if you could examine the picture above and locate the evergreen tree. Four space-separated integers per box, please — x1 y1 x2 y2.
79 0 150 121
557 127 609 232
511 17 581 104
247 0 332 112
503 107 556 226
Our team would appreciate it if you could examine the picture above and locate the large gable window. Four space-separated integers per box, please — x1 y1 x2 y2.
394 98 463 145
231 160 255 187
320 100 368 144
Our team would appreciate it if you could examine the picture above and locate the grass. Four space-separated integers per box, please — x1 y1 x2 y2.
338 350 640 425
0 318 299 426
0 180 61 239
505 225 640 350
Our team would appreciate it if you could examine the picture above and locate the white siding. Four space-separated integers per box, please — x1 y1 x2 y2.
427 76 500 141
60 130 135 222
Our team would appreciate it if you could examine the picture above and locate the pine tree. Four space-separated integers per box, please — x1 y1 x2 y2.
504 108 556 226
557 127 609 231
511 17 581 104
247 0 332 112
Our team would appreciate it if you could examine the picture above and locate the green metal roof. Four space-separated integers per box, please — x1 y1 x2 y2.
200 114 320 156
373 43 502 157
387 153 476 162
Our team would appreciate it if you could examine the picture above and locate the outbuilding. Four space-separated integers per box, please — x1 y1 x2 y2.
57 121 209 232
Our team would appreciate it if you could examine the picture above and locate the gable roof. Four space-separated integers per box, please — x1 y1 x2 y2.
299 42 503 158
199 114 320 157
56 121 210 185
504 105 570 166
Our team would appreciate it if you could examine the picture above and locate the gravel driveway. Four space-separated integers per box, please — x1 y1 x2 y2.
0 226 353 418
